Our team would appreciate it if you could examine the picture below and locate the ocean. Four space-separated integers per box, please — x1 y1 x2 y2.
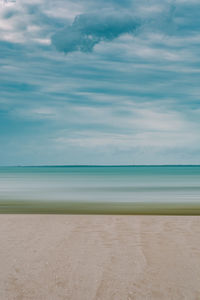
1 166 200 214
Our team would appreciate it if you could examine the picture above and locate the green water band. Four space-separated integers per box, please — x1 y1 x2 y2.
1 200 200 215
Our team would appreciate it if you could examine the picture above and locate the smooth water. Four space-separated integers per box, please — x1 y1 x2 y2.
1 166 200 204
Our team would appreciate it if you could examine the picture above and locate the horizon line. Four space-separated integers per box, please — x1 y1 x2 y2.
1 164 200 167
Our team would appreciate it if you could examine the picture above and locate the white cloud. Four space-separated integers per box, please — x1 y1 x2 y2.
52 103 199 151
12 106 58 120
55 128 199 150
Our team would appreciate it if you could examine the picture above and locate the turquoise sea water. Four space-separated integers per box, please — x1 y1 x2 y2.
1 166 200 214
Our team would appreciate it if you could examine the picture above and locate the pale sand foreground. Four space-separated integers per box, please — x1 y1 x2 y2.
0 215 200 300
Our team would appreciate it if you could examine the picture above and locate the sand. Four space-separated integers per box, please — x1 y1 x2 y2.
0 215 200 300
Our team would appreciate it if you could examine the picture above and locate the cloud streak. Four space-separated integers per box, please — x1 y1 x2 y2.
51 11 139 53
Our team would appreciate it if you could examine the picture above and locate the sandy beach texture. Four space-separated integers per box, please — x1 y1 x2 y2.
0 215 200 300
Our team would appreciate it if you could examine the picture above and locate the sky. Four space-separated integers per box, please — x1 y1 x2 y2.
1 0 200 165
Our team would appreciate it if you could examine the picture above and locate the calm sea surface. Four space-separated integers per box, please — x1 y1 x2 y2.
1 166 200 203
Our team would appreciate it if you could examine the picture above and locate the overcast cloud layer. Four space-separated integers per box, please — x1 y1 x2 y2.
1 0 200 165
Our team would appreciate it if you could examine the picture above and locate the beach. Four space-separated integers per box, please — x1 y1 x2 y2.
0 215 200 300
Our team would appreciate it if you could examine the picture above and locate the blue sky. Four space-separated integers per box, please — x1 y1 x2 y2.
1 0 200 165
